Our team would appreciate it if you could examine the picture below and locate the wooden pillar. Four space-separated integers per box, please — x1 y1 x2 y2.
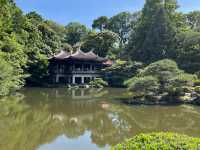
56 75 59 83
72 76 76 84
81 76 84 84
90 64 93 71
82 64 84 71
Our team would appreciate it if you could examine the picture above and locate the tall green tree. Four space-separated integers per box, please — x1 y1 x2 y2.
45 20 66 42
186 11 200 31
0 55 24 96
127 0 177 63
108 12 140 48
26 11 43 25
82 30 119 57
176 31 200 74
64 22 88 45
92 16 109 31
0 0 28 92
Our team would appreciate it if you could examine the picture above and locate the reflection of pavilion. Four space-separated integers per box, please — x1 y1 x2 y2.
53 88 106 100
49 49 112 84
71 88 103 100
71 89 92 100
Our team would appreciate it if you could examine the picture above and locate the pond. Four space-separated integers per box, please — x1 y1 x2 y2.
0 88 200 150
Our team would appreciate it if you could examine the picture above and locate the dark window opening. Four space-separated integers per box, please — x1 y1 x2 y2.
84 77 91 83
75 77 82 84
59 77 65 84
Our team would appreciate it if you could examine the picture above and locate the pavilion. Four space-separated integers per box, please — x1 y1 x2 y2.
49 49 112 84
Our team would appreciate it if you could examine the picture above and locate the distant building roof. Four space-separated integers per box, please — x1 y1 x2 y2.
50 49 109 63
53 50 71 59
103 59 113 66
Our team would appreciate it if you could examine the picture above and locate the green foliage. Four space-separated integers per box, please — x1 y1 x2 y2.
125 76 160 97
45 20 66 39
82 30 119 57
24 11 61 85
126 0 177 63
125 59 197 100
26 11 43 24
194 80 200 86
64 22 88 45
110 132 200 150
92 12 140 50
89 78 108 88
176 31 200 73
0 57 24 96
195 86 200 94
37 23 60 55
194 80 200 94
103 60 143 87
186 11 200 30
108 12 140 47
61 43 73 52
92 16 109 31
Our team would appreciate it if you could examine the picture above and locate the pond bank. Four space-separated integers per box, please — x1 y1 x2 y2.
119 96 200 106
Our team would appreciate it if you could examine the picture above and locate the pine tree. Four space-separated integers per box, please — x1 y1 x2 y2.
127 0 177 64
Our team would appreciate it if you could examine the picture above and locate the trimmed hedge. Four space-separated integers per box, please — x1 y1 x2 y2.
110 132 200 150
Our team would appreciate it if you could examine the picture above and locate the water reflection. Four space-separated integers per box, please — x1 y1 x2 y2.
0 88 200 150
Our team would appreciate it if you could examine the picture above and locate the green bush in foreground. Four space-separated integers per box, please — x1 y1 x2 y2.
89 78 108 88
110 132 200 150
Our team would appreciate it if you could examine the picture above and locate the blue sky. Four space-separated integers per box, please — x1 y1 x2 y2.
15 0 200 27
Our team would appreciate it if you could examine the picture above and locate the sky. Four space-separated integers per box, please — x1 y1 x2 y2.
15 0 200 28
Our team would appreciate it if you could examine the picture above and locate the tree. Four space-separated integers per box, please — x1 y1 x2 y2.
186 11 200 30
64 22 88 45
38 23 60 55
82 30 119 57
125 59 196 100
61 43 73 52
45 20 66 42
26 11 43 25
108 12 140 47
126 0 177 63
126 76 160 98
165 0 178 17
0 56 24 96
23 13 56 85
92 16 109 31
103 60 143 87
176 31 200 73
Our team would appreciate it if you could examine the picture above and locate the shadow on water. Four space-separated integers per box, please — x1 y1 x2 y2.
0 88 200 150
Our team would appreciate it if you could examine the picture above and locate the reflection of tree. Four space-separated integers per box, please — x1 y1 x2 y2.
0 88 200 150
108 105 200 138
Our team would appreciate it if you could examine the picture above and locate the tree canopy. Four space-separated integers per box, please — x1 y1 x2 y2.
126 0 177 63
125 59 197 101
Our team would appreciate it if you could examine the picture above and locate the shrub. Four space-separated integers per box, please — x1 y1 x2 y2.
125 59 197 101
125 76 160 97
110 132 200 150
194 80 200 86
89 78 108 88
103 60 143 87
0 57 24 96
195 86 200 94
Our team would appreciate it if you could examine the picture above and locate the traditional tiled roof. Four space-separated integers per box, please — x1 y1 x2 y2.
51 49 108 62
85 51 97 58
103 59 113 66
52 50 71 59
